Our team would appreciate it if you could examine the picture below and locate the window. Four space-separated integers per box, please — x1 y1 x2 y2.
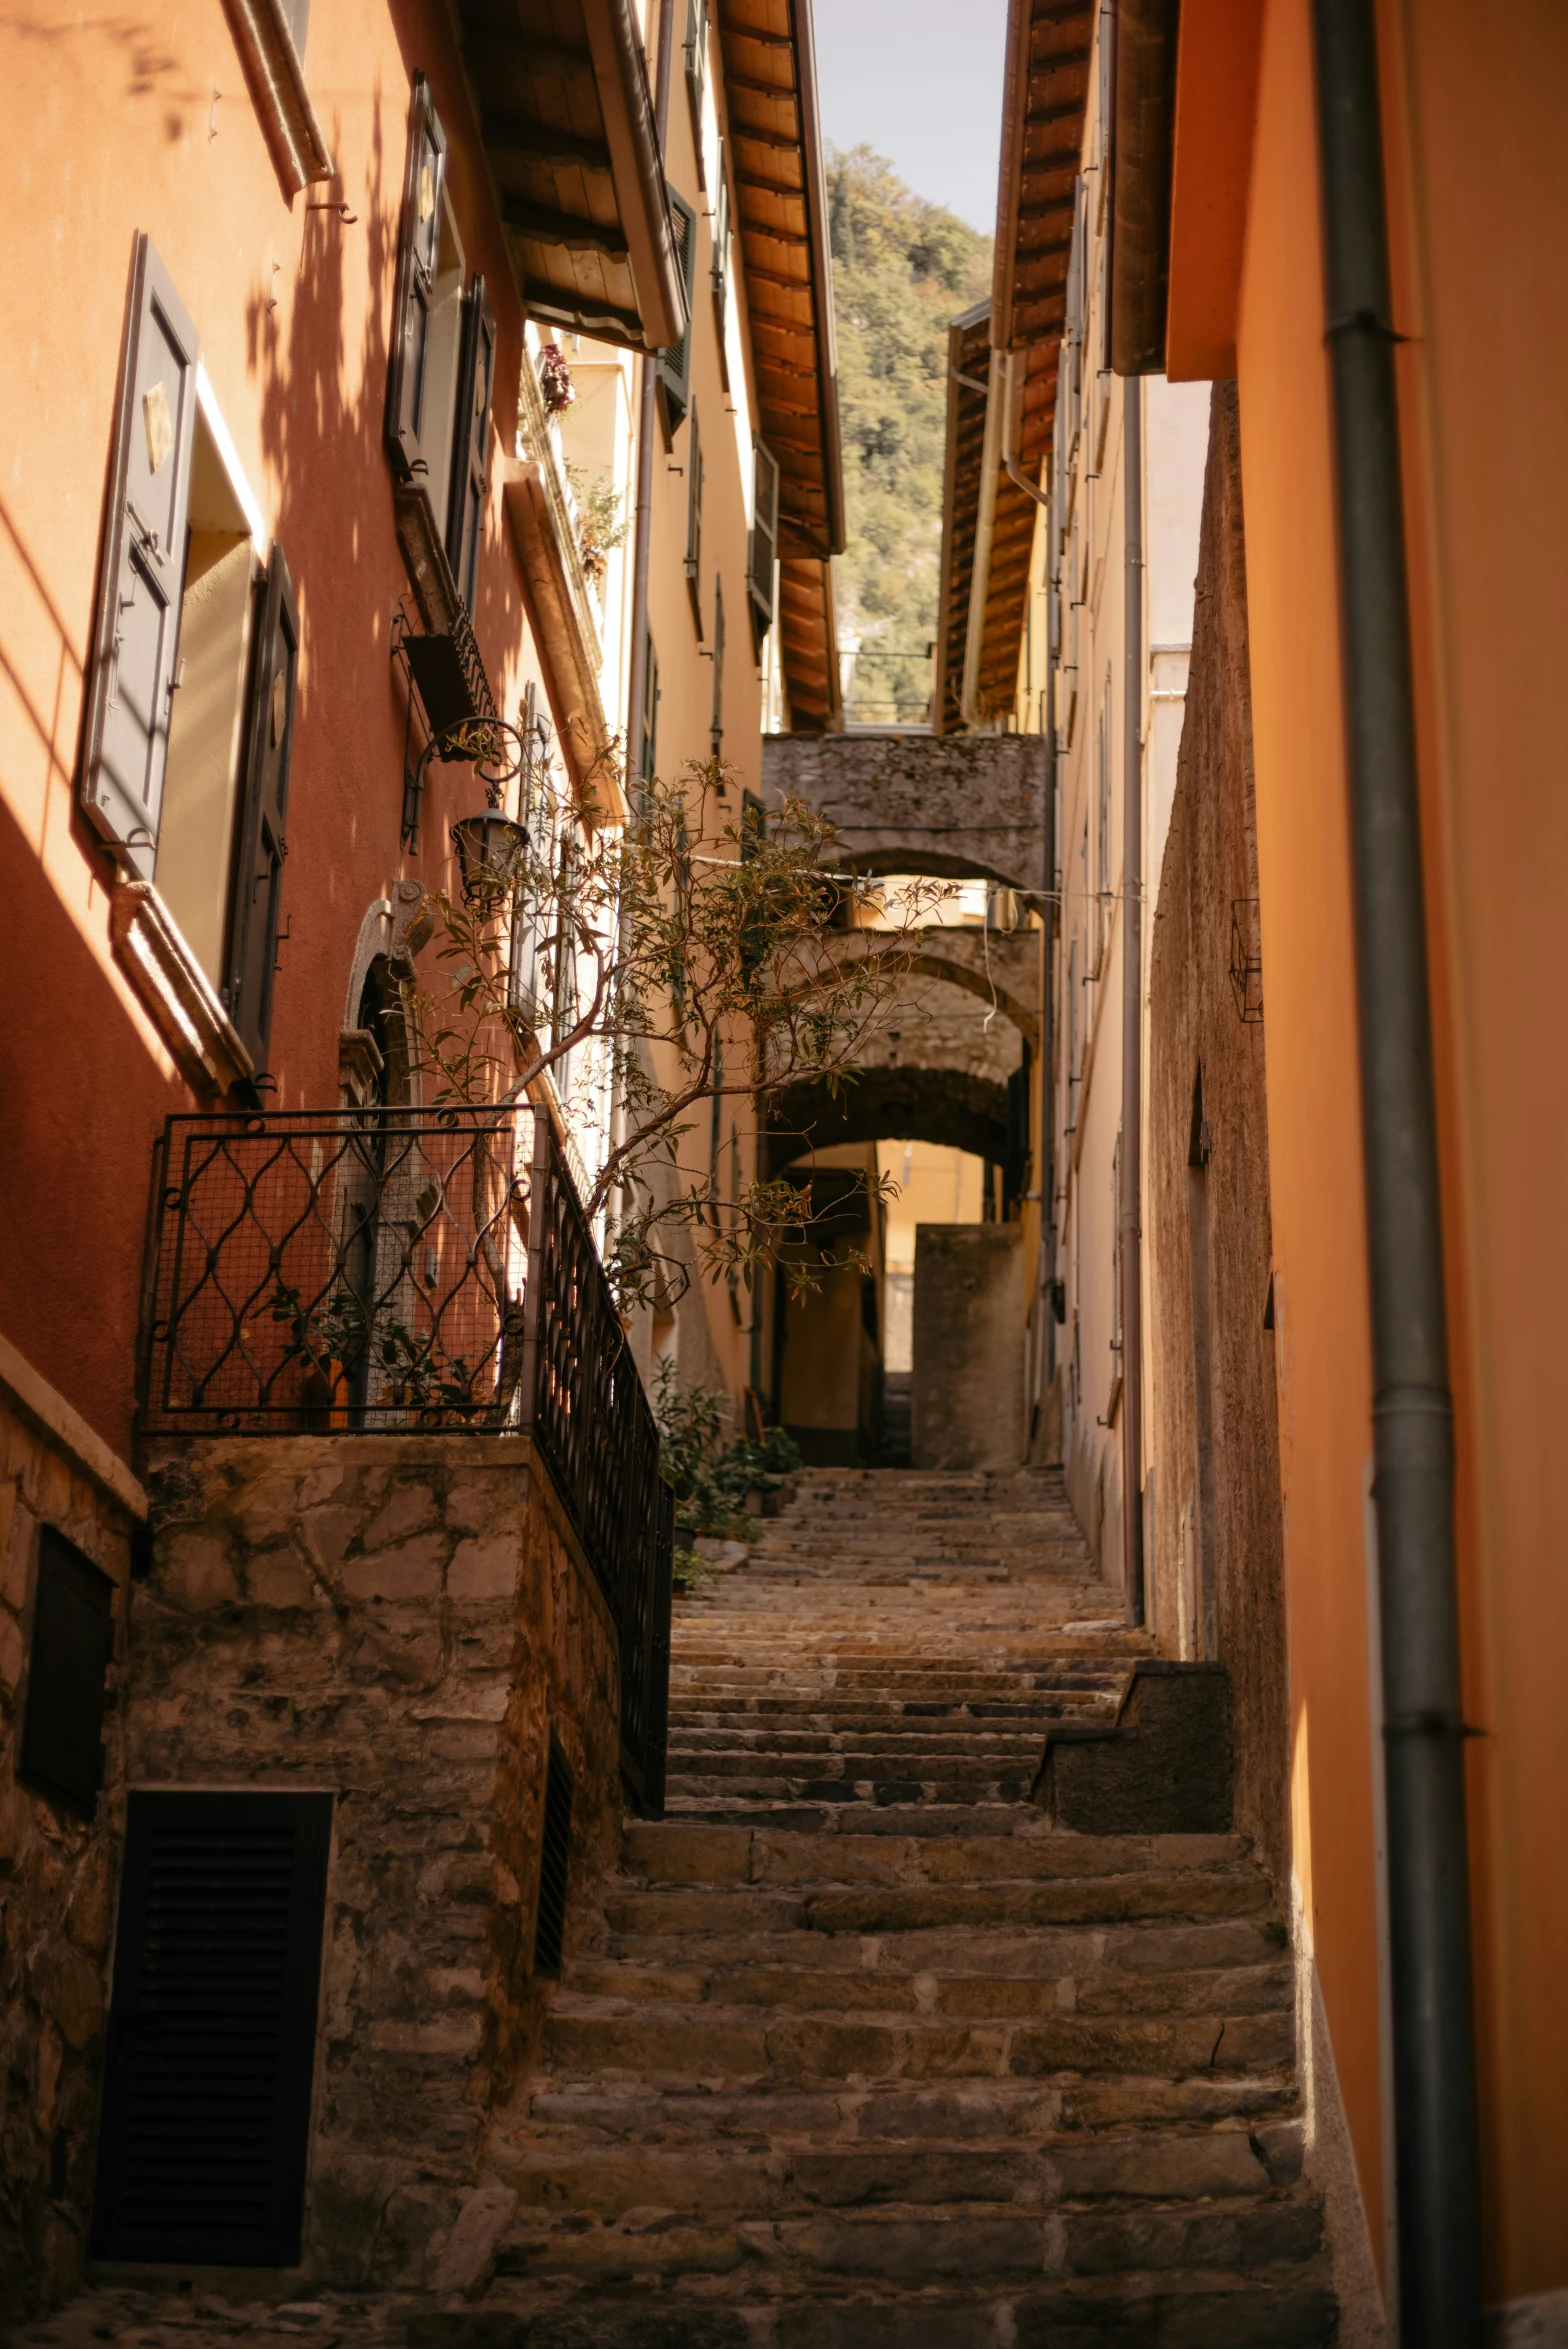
685 402 704 631
1094 666 1113 972
711 155 731 385
82 234 299 1076
386 78 496 613
684 0 709 184
748 440 779 642
509 683 555 1026
93 1792 331 2265
710 575 725 754
641 632 659 788
532 1741 574 1977
20 1528 115 1820
447 276 496 609
658 187 698 436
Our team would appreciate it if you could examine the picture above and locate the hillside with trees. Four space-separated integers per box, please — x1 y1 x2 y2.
826 146 993 726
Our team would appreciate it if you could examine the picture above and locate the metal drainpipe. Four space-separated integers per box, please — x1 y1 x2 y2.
1312 2 1482 2336
1118 375 1144 1627
626 0 676 791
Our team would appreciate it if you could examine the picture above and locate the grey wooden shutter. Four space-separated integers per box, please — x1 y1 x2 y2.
685 404 703 631
658 189 697 433
226 549 300 1071
20 1529 115 1820
93 1791 331 2266
711 161 730 386
748 440 779 636
82 236 200 882
446 274 496 610
385 74 448 484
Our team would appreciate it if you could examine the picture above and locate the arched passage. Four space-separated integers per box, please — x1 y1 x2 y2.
766 1067 1008 1177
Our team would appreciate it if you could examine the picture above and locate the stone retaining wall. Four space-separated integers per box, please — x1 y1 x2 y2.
125 1434 623 2288
0 1398 140 2319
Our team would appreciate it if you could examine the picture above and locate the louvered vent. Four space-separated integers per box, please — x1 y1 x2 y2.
93 1791 331 2266
532 1739 574 1977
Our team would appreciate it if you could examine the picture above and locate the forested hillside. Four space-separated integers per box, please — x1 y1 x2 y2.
826 146 993 725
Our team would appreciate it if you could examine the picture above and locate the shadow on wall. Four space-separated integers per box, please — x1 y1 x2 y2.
0 784 186 1456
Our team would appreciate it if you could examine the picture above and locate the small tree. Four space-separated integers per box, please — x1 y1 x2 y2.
408 754 944 1313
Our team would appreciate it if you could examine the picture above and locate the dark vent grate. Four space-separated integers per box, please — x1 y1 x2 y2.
21 1526 115 1819
532 1740 574 1977
93 1791 331 2266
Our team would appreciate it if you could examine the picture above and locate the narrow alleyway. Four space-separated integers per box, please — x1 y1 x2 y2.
475 1468 1337 2342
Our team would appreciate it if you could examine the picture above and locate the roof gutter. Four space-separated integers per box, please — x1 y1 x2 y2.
788 0 846 556
1107 0 1177 374
960 347 1012 725
1313 0 1483 2336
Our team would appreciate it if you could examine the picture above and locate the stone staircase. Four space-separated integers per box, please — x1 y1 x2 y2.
482 1468 1338 2346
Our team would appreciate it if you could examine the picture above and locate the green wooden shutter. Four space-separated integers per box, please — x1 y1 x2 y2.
748 439 780 638
82 234 200 881
658 188 698 434
685 403 704 631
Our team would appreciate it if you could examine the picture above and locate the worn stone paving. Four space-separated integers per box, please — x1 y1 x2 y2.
12 1469 1338 2349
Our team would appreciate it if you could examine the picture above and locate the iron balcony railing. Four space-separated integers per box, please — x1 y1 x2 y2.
139 1105 672 1815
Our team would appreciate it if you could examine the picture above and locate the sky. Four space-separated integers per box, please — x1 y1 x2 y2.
813 0 1010 234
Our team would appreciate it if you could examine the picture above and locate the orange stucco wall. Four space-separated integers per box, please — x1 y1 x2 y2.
1382 0 1568 2295
1233 0 1387 2265
1173 0 1568 2302
0 0 541 1462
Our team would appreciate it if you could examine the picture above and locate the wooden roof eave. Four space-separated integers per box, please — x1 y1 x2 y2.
720 0 846 561
456 0 688 354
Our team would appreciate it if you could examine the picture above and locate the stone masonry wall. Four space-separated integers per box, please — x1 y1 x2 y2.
0 1399 139 2320
763 730 1048 898
126 1433 623 2287
1147 383 1291 1888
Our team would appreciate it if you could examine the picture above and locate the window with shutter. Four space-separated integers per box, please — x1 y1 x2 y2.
532 1741 574 1977
93 1791 331 2266
684 0 708 186
82 236 200 881
711 160 730 387
748 440 779 641
20 1529 115 1821
711 574 725 755
510 685 554 1027
386 76 450 491
446 274 496 609
641 634 659 789
657 188 698 437
224 549 300 1072
685 404 704 632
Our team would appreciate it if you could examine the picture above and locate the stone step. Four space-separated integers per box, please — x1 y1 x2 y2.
540 1999 1296 2084
562 1956 1291 2022
663 1772 1039 1806
495 2192 1323 2289
522 2070 1305 2144
488 2280 1338 2349
602 1868 1269 1938
602 1916 1285 1978
668 1728 1054 1757
621 1822 1253 1886
495 2124 1302 2218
